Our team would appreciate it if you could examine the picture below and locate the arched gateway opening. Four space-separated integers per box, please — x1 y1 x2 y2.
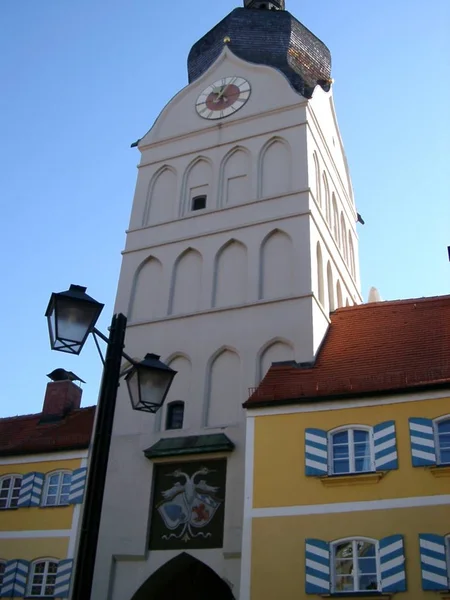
130 553 234 600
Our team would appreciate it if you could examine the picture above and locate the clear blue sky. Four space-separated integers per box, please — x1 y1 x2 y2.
1 0 449 417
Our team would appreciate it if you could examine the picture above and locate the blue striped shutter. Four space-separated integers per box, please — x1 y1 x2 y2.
0 560 29 598
305 429 328 476
419 534 449 590
305 539 330 594
374 421 398 470
379 535 406 592
409 418 437 466
55 559 74 598
69 468 87 504
17 472 45 507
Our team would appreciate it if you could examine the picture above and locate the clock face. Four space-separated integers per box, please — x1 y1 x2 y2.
196 76 251 120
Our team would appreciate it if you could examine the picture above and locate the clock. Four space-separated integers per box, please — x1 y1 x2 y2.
196 76 251 120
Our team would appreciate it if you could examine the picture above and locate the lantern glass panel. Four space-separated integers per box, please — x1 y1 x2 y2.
139 369 172 410
56 297 98 345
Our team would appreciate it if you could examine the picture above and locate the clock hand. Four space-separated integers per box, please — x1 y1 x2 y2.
213 77 238 103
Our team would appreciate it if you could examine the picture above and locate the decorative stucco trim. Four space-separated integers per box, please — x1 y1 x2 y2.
0 529 72 539
251 494 450 519
0 450 88 466
320 472 385 487
246 389 450 418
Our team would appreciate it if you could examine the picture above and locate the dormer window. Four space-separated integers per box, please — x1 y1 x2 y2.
191 195 207 211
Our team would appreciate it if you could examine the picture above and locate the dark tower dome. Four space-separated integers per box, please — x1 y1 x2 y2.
188 2 331 99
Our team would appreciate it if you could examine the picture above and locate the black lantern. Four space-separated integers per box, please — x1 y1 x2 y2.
45 284 104 355
125 353 177 413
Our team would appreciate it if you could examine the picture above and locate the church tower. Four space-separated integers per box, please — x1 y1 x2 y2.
93 2 362 598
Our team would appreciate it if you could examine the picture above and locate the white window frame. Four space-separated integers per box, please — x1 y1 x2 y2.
27 558 59 598
434 415 450 465
328 425 375 475
42 470 72 507
0 474 22 509
0 559 6 590
331 537 381 594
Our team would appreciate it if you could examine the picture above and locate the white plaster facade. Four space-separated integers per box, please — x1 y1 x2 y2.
92 46 362 600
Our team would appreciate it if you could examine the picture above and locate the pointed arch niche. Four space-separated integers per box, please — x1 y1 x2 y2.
205 348 241 427
327 261 335 312
220 147 251 207
169 249 203 315
183 157 213 215
212 240 248 308
258 339 294 383
129 256 164 322
259 229 295 300
313 151 322 208
143 166 177 226
158 354 192 432
336 280 343 308
316 242 325 307
259 137 291 198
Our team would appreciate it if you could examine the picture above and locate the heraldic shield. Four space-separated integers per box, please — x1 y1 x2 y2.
149 459 226 550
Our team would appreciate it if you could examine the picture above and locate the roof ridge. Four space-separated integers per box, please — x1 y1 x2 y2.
0 404 96 422
334 294 450 313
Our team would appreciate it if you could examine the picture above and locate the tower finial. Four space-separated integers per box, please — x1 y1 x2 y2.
244 0 285 10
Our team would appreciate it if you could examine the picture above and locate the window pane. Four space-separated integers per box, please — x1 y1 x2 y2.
438 420 450 434
49 474 60 484
48 562 58 573
333 444 349 458
354 430 369 443
440 448 450 464
10 497 19 508
357 541 375 557
333 459 350 473
31 585 41 595
63 473 72 484
335 576 354 592
0 490 8 499
46 496 57 506
355 458 372 472
359 574 379 590
333 431 348 444
335 541 353 559
0 480 9 490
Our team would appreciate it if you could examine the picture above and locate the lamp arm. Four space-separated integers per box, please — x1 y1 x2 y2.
92 327 135 365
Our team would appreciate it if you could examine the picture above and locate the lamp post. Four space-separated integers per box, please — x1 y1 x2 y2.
45 284 176 600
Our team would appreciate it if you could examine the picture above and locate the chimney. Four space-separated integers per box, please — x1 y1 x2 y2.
41 369 85 421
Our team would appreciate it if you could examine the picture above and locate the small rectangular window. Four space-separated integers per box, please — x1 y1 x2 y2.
191 195 207 211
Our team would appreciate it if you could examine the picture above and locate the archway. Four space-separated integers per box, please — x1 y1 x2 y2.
130 553 234 600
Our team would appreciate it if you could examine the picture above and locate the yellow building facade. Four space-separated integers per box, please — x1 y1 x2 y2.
0 373 94 599
241 297 450 600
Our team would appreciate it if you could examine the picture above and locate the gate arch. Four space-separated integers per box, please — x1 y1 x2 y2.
130 552 234 600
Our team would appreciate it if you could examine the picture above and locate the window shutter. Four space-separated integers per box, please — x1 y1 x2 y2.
305 539 330 594
379 535 406 592
419 534 449 590
305 429 328 476
0 560 29 598
55 559 74 598
17 472 45 507
409 418 437 466
69 468 87 504
374 421 398 470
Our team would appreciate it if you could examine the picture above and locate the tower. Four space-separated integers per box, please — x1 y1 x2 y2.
93 1 362 598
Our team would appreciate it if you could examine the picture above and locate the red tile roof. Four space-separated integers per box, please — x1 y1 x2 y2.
0 406 95 457
245 295 450 408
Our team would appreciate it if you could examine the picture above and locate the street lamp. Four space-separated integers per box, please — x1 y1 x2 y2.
45 284 176 600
